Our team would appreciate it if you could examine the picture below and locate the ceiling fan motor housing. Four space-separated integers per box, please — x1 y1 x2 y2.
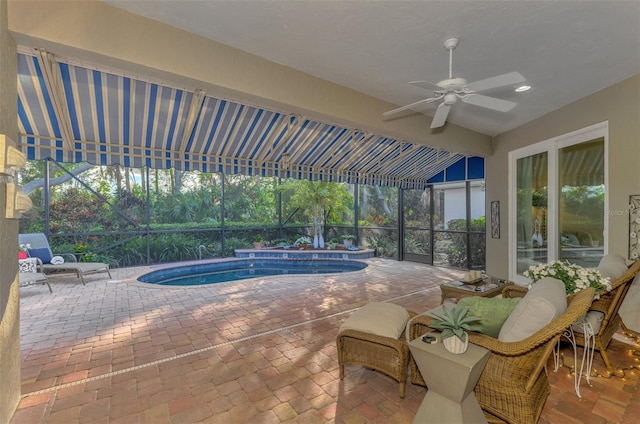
437 77 467 91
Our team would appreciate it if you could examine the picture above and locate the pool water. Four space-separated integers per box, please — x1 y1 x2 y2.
138 259 368 286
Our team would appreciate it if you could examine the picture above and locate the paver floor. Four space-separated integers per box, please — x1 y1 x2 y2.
9 258 640 423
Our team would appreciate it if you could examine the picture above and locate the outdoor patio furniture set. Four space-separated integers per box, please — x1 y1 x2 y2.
18 233 111 292
337 256 640 423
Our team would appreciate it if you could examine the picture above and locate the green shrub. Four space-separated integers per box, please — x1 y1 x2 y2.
366 233 397 258
446 217 486 268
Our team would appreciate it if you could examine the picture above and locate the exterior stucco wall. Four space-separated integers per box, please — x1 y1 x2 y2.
0 0 20 420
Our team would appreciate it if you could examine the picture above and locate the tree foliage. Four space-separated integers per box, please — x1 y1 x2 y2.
18 160 484 270
279 179 353 224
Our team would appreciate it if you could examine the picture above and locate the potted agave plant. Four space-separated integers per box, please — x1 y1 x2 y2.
253 234 264 249
342 234 356 248
429 305 480 354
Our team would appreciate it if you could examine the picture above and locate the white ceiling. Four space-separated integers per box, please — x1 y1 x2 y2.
103 0 639 137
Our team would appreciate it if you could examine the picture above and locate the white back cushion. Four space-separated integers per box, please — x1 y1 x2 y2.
598 254 628 281
498 277 567 342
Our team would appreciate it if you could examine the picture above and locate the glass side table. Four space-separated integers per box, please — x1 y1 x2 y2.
440 276 514 304
409 332 490 424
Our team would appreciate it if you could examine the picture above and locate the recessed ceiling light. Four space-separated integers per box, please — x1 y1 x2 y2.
515 85 531 93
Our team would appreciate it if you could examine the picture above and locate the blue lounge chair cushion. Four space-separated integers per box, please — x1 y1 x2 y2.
28 247 52 264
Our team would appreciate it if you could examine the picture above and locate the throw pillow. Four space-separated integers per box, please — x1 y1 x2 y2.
339 302 410 340
598 254 628 281
498 277 567 342
28 247 52 264
457 296 521 338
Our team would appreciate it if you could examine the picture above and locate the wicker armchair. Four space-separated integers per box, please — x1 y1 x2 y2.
573 260 640 377
409 287 595 424
337 311 416 398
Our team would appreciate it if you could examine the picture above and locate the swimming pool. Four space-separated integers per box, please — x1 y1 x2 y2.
138 258 368 286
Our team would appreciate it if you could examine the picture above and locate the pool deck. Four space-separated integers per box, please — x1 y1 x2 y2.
10 258 640 423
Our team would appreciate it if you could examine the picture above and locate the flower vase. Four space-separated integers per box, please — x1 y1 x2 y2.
18 251 28 260
313 235 319 249
443 333 469 354
319 235 325 249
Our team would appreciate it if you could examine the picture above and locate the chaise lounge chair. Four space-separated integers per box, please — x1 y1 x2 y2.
19 233 112 285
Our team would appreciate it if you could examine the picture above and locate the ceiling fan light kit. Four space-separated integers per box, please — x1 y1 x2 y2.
383 37 526 129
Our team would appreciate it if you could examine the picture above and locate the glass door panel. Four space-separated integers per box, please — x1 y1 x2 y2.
469 181 486 270
433 185 466 268
559 138 605 267
516 152 549 274
403 188 432 264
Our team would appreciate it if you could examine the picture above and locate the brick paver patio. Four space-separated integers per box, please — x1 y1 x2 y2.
9 258 640 423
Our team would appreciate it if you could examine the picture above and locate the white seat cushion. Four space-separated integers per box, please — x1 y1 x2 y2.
498 277 567 342
339 302 409 340
572 310 605 334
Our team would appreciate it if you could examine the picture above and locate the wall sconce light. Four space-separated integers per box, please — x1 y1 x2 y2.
4 182 33 219
1 134 32 218
0 134 26 175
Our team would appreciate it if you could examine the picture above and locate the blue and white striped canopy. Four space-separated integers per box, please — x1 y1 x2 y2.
16 50 483 189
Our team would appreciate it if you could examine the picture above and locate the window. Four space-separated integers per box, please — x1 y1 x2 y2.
509 123 607 284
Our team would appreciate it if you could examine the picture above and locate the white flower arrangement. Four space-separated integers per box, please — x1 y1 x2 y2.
524 260 612 295
19 243 31 252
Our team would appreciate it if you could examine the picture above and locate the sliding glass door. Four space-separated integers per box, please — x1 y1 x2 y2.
510 124 607 283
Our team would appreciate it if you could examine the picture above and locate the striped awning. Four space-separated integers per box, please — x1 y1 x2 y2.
16 49 484 189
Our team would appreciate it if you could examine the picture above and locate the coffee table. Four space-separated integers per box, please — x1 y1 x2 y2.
440 276 513 304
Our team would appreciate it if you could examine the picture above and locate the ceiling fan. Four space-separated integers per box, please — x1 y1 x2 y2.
383 37 526 129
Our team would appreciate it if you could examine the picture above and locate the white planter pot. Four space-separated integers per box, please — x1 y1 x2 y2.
443 333 469 354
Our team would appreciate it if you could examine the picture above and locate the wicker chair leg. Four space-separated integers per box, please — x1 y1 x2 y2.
398 381 406 398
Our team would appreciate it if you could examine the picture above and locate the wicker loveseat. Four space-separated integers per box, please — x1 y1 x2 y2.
573 259 640 377
409 286 595 424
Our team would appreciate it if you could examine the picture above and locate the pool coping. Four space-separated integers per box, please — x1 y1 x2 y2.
234 247 375 260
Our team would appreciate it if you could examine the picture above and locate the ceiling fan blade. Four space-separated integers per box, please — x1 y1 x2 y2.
465 72 525 92
382 96 441 117
409 80 442 91
430 103 451 128
462 94 517 112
